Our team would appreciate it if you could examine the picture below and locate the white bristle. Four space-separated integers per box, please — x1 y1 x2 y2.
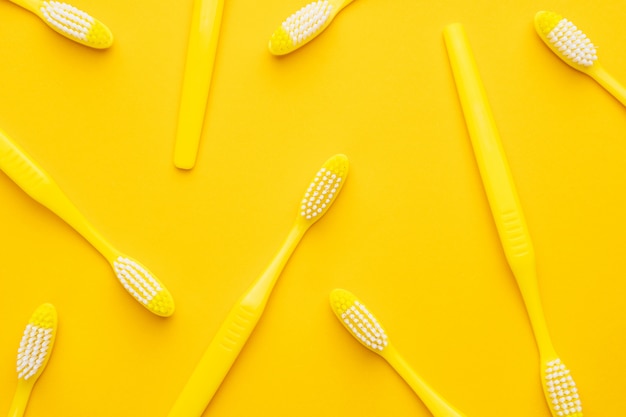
545 359 583 416
16 324 53 380
341 301 388 351
548 18 597 67
300 166 343 220
114 256 162 306
282 0 333 45
40 1 94 40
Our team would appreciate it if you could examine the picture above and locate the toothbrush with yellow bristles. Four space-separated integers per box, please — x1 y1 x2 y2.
7 303 58 417
268 0 357 55
534 10 626 107
173 0 224 169
167 154 349 417
444 23 583 417
0 128 174 317
7 0 113 49
329 289 468 417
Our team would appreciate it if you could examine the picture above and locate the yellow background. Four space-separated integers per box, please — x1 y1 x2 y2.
1 0 625 415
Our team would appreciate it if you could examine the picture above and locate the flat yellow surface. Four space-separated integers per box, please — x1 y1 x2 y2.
1 0 625 416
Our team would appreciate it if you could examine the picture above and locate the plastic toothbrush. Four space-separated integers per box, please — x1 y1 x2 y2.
330 288 468 417
6 0 113 48
7 303 57 417
444 22 582 417
268 0 357 55
0 128 175 317
534 10 626 107
167 154 349 417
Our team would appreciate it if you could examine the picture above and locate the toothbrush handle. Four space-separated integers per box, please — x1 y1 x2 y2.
166 300 262 417
7 381 33 417
589 64 626 107
0 129 117 260
167 224 306 417
385 346 467 417
173 0 225 169
443 24 554 352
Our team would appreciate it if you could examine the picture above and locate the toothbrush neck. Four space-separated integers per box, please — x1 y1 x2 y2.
588 64 626 108
509 261 557 359
245 221 308 306
10 0 42 14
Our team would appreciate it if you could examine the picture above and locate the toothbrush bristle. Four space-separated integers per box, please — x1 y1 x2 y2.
535 11 597 68
330 289 389 353
16 304 57 381
543 358 583 417
269 0 333 54
113 256 175 317
299 154 348 223
41 1 113 49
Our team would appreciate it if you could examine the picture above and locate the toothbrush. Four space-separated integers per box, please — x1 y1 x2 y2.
268 0 356 55
7 303 57 417
534 10 626 107
329 289 467 417
167 154 349 417
0 128 175 317
7 0 113 49
173 0 224 169
444 23 582 417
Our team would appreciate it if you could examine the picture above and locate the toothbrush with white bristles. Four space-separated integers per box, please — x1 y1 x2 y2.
7 0 113 48
534 10 626 107
268 0 357 55
7 303 58 417
167 154 349 417
0 128 174 317
444 22 583 417
329 288 468 417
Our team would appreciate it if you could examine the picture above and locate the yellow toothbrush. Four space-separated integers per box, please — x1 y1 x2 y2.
0 128 174 317
330 289 468 417
7 303 57 417
268 0 357 55
7 0 113 49
173 0 225 169
534 11 626 107
167 154 349 417
444 23 582 417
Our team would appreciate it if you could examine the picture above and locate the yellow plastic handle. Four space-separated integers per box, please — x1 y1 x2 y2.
167 224 306 417
0 129 117 259
173 0 225 170
443 23 554 356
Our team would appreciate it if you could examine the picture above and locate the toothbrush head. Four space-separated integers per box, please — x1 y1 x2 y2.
542 358 583 417
41 1 114 49
268 0 334 55
16 303 57 383
329 288 389 353
298 154 349 226
534 11 598 71
113 256 175 317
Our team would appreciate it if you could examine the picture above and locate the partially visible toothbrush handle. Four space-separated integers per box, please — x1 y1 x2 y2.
385 346 467 417
7 381 32 417
443 23 553 352
589 64 626 107
173 0 225 169
443 24 534 271
166 301 260 417
0 129 117 260
167 224 306 417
